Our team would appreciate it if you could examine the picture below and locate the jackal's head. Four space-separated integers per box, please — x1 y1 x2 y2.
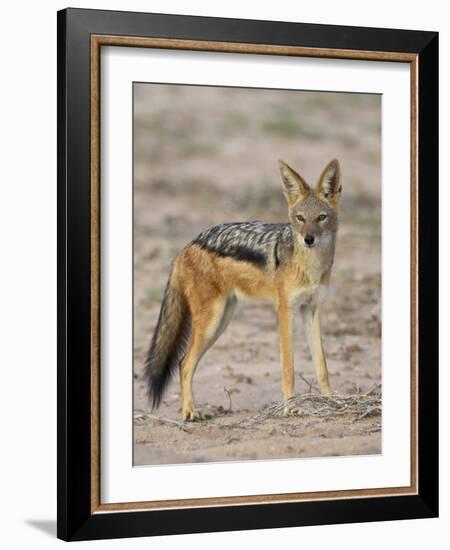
278 159 342 249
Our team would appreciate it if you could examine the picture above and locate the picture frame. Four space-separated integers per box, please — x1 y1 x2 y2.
57 7 438 541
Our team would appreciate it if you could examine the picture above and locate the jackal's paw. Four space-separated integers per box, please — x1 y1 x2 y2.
320 386 333 397
183 408 203 422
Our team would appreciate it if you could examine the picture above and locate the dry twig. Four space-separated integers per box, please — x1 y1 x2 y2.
364 382 382 396
133 410 192 432
223 387 233 412
298 373 319 393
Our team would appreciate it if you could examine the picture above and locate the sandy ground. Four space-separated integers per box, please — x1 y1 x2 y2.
133 84 382 465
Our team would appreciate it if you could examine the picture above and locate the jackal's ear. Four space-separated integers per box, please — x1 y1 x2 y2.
278 160 310 205
316 159 342 206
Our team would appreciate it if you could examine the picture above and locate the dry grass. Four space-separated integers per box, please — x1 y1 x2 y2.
234 388 381 429
134 384 381 434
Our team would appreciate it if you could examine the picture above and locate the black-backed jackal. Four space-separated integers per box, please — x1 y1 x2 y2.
145 160 342 420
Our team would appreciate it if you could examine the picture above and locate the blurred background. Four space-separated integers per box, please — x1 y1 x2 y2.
133 83 381 465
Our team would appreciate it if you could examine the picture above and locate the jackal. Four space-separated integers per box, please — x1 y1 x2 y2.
144 159 342 420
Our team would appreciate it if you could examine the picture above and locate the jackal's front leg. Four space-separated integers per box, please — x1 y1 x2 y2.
278 301 295 402
301 305 332 396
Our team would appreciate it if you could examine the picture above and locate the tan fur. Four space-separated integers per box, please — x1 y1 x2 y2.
148 160 342 420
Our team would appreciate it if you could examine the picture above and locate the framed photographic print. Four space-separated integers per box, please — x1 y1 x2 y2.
57 8 438 541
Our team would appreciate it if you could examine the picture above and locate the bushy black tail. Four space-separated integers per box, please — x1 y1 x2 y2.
144 282 191 409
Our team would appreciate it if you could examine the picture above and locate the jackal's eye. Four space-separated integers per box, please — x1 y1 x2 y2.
317 214 328 222
296 214 305 223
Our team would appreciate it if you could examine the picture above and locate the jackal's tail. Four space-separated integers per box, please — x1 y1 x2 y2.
144 277 191 409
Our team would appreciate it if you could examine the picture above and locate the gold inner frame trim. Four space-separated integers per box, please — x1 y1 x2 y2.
90 34 419 514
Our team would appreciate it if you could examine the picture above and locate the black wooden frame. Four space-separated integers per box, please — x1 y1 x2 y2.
57 7 438 541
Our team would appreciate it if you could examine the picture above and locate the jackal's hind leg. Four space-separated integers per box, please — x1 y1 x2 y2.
179 295 236 421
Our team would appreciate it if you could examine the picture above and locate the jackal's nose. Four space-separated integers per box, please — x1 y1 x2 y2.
304 234 315 246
